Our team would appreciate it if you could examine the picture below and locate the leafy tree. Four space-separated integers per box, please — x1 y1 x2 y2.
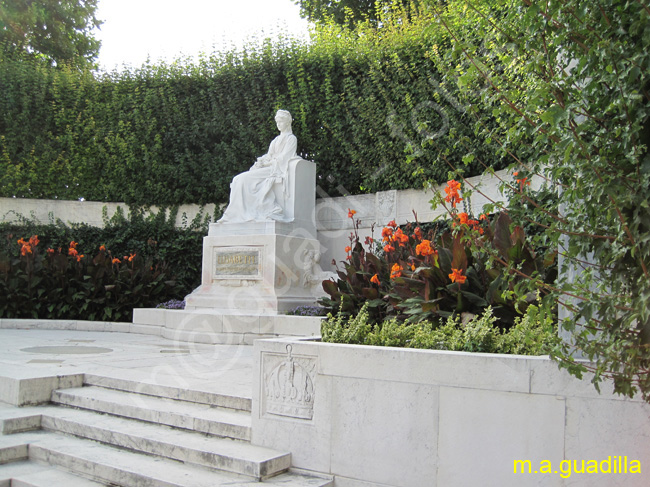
295 0 420 26
428 0 650 401
0 0 102 68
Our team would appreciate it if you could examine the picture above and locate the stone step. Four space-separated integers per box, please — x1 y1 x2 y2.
0 460 107 486
39 407 290 479
0 432 333 487
83 374 252 412
52 386 251 441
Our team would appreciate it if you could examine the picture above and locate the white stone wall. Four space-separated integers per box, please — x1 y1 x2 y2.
0 169 514 270
253 338 650 487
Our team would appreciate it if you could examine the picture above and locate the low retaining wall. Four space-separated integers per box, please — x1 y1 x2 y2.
252 338 650 487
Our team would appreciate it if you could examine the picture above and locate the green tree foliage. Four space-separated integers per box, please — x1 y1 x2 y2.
294 0 420 26
427 0 650 401
0 7 507 205
0 0 102 68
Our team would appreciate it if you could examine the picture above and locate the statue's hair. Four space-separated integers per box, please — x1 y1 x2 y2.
276 110 292 122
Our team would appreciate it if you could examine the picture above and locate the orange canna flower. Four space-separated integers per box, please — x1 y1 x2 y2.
128 253 136 262
410 263 416 271
479 214 488 221
68 247 79 258
76 254 84 262
384 244 395 253
112 258 121 265
47 248 55 255
390 263 403 279
20 244 32 256
365 236 374 246
444 180 463 208
69 241 78 249
99 245 106 252
458 212 469 225
348 208 357 219
381 227 393 242
416 239 436 257
394 229 409 247
448 268 467 284
29 235 39 247
413 227 423 240
345 245 352 253
387 220 397 228
370 274 381 285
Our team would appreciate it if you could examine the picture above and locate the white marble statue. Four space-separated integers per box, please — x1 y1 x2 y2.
218 110 302 223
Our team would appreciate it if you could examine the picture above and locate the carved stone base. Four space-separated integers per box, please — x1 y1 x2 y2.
185 230 323 315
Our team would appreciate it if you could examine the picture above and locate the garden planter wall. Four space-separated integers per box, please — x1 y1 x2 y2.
252 337 650 487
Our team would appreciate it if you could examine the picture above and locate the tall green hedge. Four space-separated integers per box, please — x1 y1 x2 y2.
0 8 507 206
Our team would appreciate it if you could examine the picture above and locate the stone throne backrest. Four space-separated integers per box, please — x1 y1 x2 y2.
273 158 317 235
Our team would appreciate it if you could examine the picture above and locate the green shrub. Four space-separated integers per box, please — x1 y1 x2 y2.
0 234 182 321
322 303 558 355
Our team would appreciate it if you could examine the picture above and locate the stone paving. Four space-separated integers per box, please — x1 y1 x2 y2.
0 328 254 401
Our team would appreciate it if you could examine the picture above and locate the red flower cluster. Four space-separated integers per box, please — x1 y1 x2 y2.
444 180 463 208
513 171 531 191
415 239 436 257
381 220 407 253
453 212 483 234
17 235 39 256
448 268 467 284
390 263 403 279
68 241 84 262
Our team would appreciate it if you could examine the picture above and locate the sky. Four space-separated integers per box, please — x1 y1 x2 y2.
94 0 312 71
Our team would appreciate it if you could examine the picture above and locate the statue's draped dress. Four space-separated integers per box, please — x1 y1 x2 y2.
219 132 299 223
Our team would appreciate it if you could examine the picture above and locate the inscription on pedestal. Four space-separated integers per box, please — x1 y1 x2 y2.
213 247 261 279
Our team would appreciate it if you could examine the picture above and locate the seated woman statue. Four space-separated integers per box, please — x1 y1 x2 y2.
218 110 301 223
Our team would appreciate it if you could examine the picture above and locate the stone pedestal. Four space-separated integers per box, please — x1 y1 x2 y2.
185 160 323 315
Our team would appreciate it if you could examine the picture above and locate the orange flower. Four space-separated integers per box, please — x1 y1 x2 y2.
29 235 39 247
20 243 32 256
444 180 463 208
370 274 381 285
112 258 121 265
458 212 469 225
345 245 352 253
479 214 488 221
348 208 357 219
387 220 397 228
410 263 416 271
365 236 374 246
413 227 423 240
390 263 403 279
384 244 395 253
128 253 136 262
381 227 393 242
448 268 467 284
416 239 436 257
68 247 79 258
76 254 84 262
394 229 409 247
99 245 106 252
69 241 78 249
47 248 55 255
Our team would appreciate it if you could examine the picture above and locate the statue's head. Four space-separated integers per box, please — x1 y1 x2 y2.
275 110 293 131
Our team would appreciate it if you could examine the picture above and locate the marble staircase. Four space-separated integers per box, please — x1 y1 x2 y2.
0 375 333 486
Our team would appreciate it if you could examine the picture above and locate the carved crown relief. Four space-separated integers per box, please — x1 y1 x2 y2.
263 345 316 420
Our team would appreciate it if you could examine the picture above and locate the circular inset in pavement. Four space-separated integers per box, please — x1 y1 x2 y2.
20 346 113 355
